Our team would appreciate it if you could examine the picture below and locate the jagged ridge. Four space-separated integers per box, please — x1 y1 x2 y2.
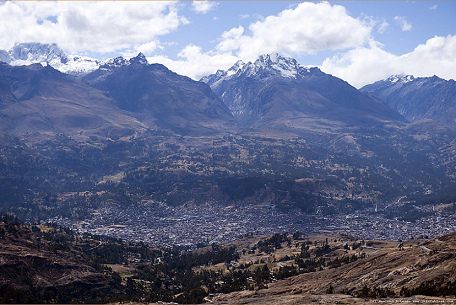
202 52 406 131
361 74 456 125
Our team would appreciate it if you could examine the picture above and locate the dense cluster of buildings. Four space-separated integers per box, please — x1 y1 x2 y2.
48 201 456 248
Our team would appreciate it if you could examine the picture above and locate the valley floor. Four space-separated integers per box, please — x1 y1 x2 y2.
45 201 456 249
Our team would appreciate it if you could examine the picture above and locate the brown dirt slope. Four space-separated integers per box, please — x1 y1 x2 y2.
0 221 118 303
213 233 456 304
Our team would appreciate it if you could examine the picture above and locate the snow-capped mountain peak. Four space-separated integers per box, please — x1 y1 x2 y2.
252 53 303 78
201 53 314 86
8 42 68 64
101 56 129 69
0 42 101 75
98 53 148 72
226 60 245 76
386 74 415 84
0 43 152 76
129 52 148 65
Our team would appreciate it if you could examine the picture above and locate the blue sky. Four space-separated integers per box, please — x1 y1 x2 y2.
163 2 454 60
0 1 455 87
161 1 456 67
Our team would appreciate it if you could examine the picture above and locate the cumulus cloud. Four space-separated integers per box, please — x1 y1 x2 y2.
0 1 188 54
215 1 373 61
394 16 413 31
145 2 374 79
191 1 217 14
148 45 238 80
321 35 456 88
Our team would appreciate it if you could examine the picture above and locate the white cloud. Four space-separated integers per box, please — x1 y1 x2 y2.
429 5 438 10
191 1 217 14
215 1 373 61
321 35 456 88
135 41 161 56
0 1 188 54
216 26 245 53
148 45 238 80
2 0 451 91
147 1 374 79
377 21 389 34
394 16 413 31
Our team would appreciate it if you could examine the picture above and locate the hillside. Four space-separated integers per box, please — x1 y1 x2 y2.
83 53 235 135
0 215 124 303
210 232 456 304
4 214 456 304
0 62 145 142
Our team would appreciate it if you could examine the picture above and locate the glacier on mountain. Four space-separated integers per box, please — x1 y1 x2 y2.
201 53 314 88
0 43 101 75
0 43 152 76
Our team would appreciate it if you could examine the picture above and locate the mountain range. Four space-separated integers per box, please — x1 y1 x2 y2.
1 43 455 140
0 46 234 141
83 53 234 135
1 42 456 227
202 53 405 134
361 74 456 126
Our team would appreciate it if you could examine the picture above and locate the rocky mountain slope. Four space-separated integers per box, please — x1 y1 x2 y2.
361 75 456 126
0 51 234 141
0 62 145 142
202 53 406 133
84 53 235 135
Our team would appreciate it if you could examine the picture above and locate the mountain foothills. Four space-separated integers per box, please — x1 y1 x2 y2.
0 42 456 224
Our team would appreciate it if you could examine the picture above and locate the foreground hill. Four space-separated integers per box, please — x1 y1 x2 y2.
210 233 456 304
3 215 456 304
361 75 456 126
0 215 125 303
